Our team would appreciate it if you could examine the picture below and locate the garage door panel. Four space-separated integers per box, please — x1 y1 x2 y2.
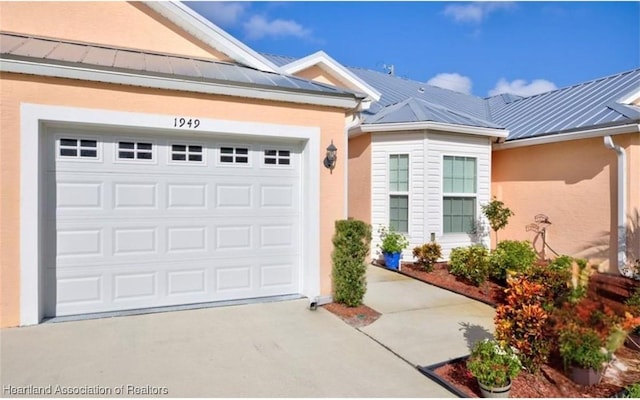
49 129 303 317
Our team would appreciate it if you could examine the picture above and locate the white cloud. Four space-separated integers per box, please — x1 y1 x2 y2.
427 73 473 95
443 2 514 24
243 15 311 40
196 2 247 27
489 78 558 97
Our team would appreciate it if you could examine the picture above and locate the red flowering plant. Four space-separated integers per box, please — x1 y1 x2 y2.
494 276 551 372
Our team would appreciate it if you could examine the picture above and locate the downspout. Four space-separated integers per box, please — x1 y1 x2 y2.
603 136 630 277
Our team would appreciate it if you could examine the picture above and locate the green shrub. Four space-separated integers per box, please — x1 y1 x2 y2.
449 245 490 286
412 242 442 272
558 324 610 370
489 240 537 281
527 255 573 310
623 383 640 398
332 219 372 307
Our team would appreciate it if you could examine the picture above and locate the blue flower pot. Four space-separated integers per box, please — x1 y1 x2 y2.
383 252 401 270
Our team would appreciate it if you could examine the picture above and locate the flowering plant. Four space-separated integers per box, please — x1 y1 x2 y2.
466 339 522 387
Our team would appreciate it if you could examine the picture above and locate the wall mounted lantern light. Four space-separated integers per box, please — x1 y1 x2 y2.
323 140 337 172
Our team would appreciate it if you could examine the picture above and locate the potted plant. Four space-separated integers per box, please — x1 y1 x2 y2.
558 324 610 386
377 226 409 270
467 338 522 398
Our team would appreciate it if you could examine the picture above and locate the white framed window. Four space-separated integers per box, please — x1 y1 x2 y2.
443 155 477 234
389 154 409 233
263 148 292 166
58 137 99 159
218 146 250 165
170 144 204 164
117 141 154 161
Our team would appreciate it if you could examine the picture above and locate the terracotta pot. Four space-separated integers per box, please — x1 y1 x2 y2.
478 380 512 398
570 366 603 386
625 332 640 351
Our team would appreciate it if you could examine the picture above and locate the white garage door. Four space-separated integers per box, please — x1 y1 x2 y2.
45 126 302 317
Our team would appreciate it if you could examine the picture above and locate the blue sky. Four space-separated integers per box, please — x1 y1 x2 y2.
185 1 640 98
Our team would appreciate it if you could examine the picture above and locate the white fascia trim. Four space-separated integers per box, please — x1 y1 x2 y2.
282 51 382 102
494 123 640 150
143 1 279 73
20 103 322 325
353 121 508 139
1 59 359 109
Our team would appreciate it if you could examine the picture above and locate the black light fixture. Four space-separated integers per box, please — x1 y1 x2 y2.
324 140 337 172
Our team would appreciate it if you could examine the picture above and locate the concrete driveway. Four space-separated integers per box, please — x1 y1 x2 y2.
1 265 495 398
1 298 453 397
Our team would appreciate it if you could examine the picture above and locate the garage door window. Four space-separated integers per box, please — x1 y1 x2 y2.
118 141 153 160
264 149 291 166
59 138 98 158
220 146 249 164
171 144 203 163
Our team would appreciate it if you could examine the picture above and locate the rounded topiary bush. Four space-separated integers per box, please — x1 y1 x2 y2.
332 219 372 307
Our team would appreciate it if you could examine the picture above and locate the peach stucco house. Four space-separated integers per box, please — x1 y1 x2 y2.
0 1 366 327
1 1 638 328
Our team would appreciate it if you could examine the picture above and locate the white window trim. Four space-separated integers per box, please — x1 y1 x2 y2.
20 103 321 326
260 145 294 169
55 134 103 163
441 154 478 236
388 153 410 234
114 138 157 165
167 141 207 166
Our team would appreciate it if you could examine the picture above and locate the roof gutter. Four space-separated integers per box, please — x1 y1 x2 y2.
603 135 632 278
1 58 360 109
494 123 640 150
350 121 508 139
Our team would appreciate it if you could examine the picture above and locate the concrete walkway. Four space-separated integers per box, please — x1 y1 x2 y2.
362 265 496 367
0 265 495 397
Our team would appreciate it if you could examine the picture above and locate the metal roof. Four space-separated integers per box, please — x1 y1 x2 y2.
0 32 360 98
263 53 496 129
264 53 640 141
365 97 501 129
489 68 640 140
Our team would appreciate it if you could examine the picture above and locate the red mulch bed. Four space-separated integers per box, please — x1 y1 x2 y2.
390 261 640 397
395 261 505 306
322 302 381 328
433 345 640 398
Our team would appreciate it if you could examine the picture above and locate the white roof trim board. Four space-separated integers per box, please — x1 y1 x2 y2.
353 120 508 139
281 51 382 102
493 123 640 150
143 1 279 73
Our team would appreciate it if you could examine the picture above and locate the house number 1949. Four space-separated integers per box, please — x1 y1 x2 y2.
174 117 200 129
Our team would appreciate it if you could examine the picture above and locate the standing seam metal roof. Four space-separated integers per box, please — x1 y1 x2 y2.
0 32 361 98
262 53 640 141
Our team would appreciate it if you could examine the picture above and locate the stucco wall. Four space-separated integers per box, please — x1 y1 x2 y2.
294 66 354 91
0 72 347 327
0 2 231 61
492 133 639 273
347 133 372 224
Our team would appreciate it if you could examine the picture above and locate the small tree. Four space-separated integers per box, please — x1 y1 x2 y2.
481 198 514 244
332 219 372 307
